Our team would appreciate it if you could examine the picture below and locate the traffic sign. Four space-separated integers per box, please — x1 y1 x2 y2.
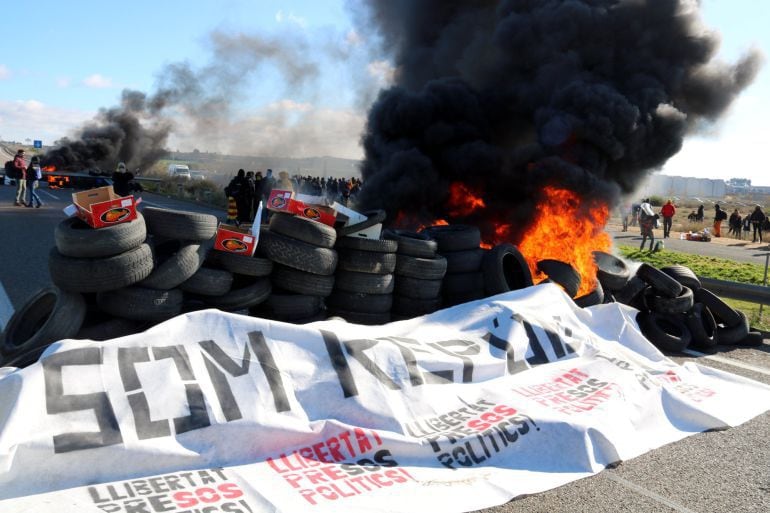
33 140 42 148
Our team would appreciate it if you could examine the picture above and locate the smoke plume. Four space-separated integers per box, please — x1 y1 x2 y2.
355 0 762 241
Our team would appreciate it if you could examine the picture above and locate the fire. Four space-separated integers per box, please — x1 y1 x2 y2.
516 186 611 297
43 165 56 172
447 182 485 217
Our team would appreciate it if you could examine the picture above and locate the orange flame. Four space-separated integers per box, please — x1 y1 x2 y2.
516 186 611 297
447 182 485 216
43 165 56 172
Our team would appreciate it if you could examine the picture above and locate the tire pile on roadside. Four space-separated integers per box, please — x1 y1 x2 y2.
592 252 763 350
424 225 486 307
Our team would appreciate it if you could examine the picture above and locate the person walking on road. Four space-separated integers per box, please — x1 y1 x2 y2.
639 199 656 251
713 204 727 237
12 149 27 206
749 205 766 243
660 199 676 238
25 156 43 208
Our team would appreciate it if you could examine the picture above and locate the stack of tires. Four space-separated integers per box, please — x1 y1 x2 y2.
385 229 447 320
326 235 398 325
256 213 337 323
422 225 486 307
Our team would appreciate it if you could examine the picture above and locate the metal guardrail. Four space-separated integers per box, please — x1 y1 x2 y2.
698 276 770 305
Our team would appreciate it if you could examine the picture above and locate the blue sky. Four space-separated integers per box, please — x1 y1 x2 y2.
1 0 768 184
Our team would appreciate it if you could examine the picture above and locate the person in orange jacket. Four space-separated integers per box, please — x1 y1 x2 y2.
660 199 676 238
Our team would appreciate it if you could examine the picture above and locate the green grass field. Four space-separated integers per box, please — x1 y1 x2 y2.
617 245 770 332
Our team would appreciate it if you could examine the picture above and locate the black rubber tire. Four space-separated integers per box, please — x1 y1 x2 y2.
694 288 742 327
536 259 581 298
334 270 395 295
392 295 442 316
395 254 448 280
337 249 397 274
261 293 323 320
636 263 683 299
443 290 486 307
49 244 154 293
271 265 335 296
260 230 338 275
614 276 649 307
442 272 485 296
55 214 146 258
685 303 718 349
96 287 184 322
421 224 481 252
592 251 631 292
383 229 437 258
203 277 272 311
574 280 605 308
327 308 391 325
0 343 54 369
269 212 337 248
394 276 443 299
179 267 234 296
646 286 694 315
142 207 218 241
716 310 751 345
207 250 273 277
292 312 329 324
0 288 86 357
443 248 486 274
482 244 533 295
660 264 702 292
734 331 764 347
327 290 393 314
75 318 144 341
336 209 387 236
140 241 207 290
335 236 398 253
636 310 691 352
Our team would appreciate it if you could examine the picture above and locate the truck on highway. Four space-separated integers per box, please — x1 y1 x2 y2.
168 164 192 180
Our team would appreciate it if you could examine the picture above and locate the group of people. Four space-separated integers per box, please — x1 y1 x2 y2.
724 205 767 242
224 168 364 225
8 149 44 208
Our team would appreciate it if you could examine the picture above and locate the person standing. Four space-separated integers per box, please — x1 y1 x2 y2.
25 156 44 208
749 205 766 243
660 200 676 238
728 209 742 239
13 149 27 206
111 162 135 197
638 199 656 251
696 204 704 222
713 204 726 237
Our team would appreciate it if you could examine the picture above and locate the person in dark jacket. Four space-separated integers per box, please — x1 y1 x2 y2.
13 149 27 206
749 205 766 243
111 162 135 197
25 156 44 208
226 169 251 223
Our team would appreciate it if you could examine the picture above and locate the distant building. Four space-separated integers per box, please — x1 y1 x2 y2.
638 174 726 199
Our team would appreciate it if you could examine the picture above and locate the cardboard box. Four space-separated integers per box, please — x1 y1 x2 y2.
214 223 260 256
267 189 294 212
288 200 337 227
70 186 137 229
332 202 383 239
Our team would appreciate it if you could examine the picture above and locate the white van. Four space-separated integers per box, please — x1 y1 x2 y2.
167 164 191 180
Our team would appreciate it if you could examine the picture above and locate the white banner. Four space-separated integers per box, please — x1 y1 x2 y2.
0 283 768 512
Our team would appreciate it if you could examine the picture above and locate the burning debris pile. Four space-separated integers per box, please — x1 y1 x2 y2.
355 0 761 291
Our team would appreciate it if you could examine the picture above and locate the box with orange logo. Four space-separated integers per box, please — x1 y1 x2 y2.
214 223 260 256
70 186 137 229
287 200 337 227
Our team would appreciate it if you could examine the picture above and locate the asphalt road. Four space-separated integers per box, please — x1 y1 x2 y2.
0 184 769 513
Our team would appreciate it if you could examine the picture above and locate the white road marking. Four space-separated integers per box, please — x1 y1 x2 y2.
605 473 700 513
682 348 770 377
139 199 167 208
41 190 60 200
0 281 13 332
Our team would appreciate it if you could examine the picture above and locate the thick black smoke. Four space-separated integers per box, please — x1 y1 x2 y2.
355 0 762 241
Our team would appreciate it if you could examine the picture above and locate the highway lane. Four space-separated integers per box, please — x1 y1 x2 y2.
0 184 769 512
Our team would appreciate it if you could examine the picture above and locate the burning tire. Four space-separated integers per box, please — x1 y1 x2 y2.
179 267 234 296
645 286 694 315
444 248 486 274
207 251 273 277
536 259 581 298
335 236 398 253
336 209 386 236
142 207 218 241
140 241 207 290
269 212 337 248
96 287 183 322
260 231 338 276
337 249 397 274
636 263 683 298
422 224 481 252
685 303 718 349
574 280 605 308
0 288 86 360
334 270 395 295
636 310 691 352
271 265 335 297
383 229 437 258
592 251 631 292
49 244 154 293
482 244 533 295
395 254 448 280
661 264 701 292
203 277 272 311
54 214 146 258
327 290 394 314
394 276 443 299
